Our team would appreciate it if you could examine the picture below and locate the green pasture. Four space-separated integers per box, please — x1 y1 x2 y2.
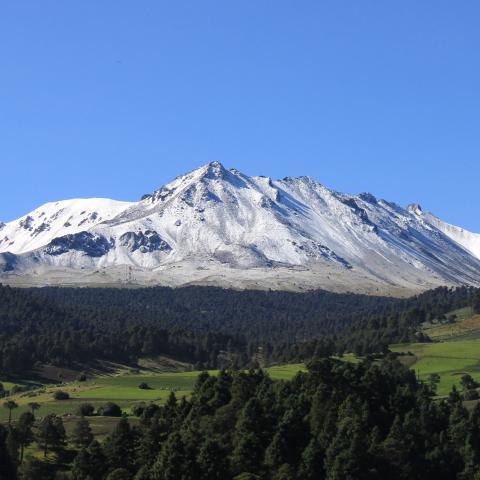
0 364 304 422
392 340 480 396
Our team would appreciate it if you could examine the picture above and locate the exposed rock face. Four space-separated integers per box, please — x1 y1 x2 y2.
45 232 113 257
407 204 423 215
119 230 171 253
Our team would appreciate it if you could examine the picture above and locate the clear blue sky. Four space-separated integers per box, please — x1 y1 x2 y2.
1 1 479 230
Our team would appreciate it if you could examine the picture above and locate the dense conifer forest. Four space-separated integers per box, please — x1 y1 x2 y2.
0 284 477 376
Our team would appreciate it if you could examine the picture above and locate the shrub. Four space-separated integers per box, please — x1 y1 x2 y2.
76 403 95 416
98 402 122 417
460 374 479 391
132 404 146 417
77 374 87 382
53 390 70 400
138 382 150 390
463 389 479 401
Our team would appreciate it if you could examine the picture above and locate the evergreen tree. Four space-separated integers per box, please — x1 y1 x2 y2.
136 417 166 467
3 401 18 425
473 290 480 314
16 456 50 480
71 417 94 448
324 398 366 480
71 440 107 480
71 449 92 480
0 424 16 480
298 437 324 480
197 438 230 480
36 414 66 457
151 431 186 480
265 407 308 469
231 398 266 475
27 402 40 416
6 428 19 466
104 418 135 473
271 463 296 480
16 412 35 463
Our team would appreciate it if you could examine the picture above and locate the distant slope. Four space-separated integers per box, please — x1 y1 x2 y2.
0 198 132 254
419 208 480 260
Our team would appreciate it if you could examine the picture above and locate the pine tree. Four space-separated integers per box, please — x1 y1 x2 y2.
473 290 480 314
324 399 366 480
265 407 307 469
298 437 324 480
151 431 186 480
271 463 296 480
71 440 107 480
449 403 469 450
0 425 16 480
136 418 166 467
71 417 94 448
36 414 66 458
179 419 202 479
16 412 35 463
16 456 48 480
104 418 135 473
231 398 266 475
27 402 41 417
133 465 151 480
197 438 229 480
71 449 92 480
87 440 108 480
5 428 19 467
3 401 18 425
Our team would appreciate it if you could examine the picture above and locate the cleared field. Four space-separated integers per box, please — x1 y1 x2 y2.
426 315 480 341
392 340 480 396
265 363 305 380
422 307 480 341
0 364 304 422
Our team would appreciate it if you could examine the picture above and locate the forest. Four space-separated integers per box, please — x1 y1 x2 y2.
0 284 478 377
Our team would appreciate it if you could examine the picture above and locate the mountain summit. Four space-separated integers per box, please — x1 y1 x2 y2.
1 163 480 295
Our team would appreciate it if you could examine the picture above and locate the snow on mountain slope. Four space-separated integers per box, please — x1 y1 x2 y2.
1 162 479 294
0 198 132 254
407 204 480 260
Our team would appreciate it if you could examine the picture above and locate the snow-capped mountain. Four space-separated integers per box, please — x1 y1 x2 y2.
0 198 132 255
1 162 479 295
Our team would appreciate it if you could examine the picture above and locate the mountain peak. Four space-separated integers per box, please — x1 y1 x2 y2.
199 161 228 179
358 192 378 204
407 203 423 215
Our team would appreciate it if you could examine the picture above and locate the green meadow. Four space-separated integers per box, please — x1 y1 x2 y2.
0 364 305 423
391 340 480 396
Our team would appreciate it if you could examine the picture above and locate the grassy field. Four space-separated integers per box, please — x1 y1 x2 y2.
0 364 305 423
422 308 480 341
387 305 480 396
391 340 480 396
423 307 480 342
